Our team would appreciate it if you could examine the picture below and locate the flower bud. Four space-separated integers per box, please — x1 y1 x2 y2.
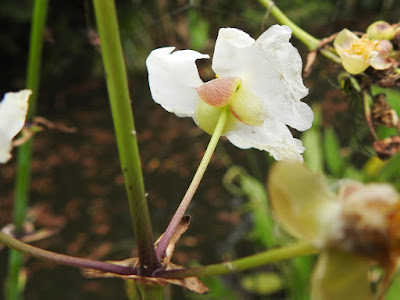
393 27 400 48
367 21 395 40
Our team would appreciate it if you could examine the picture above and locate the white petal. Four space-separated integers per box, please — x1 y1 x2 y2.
212 28 255 77
213 25 313 132
0 90 31 163
146 47 209 117
226 118 305 161
0 133 13 163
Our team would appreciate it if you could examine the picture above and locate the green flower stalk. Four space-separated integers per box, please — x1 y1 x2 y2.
156 242 316 279
258 0 320 50
156 107 229 259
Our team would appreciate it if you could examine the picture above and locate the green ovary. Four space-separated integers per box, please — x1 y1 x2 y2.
195 101 237 135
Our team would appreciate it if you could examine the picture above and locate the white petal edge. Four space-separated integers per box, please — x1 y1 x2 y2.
226 118 306 162
213 25 313 132
146 47 209 117
212 28 255 78
0 90 31 163
249 25 312 131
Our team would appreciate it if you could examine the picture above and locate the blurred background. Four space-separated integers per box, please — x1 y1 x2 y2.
1 0 400 299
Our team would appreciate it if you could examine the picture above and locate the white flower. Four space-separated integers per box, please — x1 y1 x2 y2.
146 25 313 161
0 90 31 163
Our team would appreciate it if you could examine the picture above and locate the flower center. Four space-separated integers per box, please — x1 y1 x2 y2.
346 36 378 59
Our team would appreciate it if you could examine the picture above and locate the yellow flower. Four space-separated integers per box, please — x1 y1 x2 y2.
334 29 392 74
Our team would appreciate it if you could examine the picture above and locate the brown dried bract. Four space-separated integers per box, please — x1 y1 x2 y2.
82 257 208 294
371 93 399 128
373 136 400 160
368 67 400 88
81 216 209 294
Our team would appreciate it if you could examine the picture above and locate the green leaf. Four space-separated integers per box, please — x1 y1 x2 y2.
323 127 344 177
303 106 324 173
188 276 237 300
188 10 209 50
240 272 283 295
385 273 400 300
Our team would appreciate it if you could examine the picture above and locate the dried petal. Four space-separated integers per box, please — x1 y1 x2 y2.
373 136 400 160
82 216 209 294
328 182 399 264
82 258 209 294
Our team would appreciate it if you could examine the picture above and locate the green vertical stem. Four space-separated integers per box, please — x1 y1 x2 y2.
7 1 49 300
92 0 159 276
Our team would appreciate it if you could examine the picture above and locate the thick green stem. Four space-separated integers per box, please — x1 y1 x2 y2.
0 232 136 275
258 0 342 64
92 0 159 276
7 1 49 299
156 107 228 260
157 242 317 279
258 0 320 50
